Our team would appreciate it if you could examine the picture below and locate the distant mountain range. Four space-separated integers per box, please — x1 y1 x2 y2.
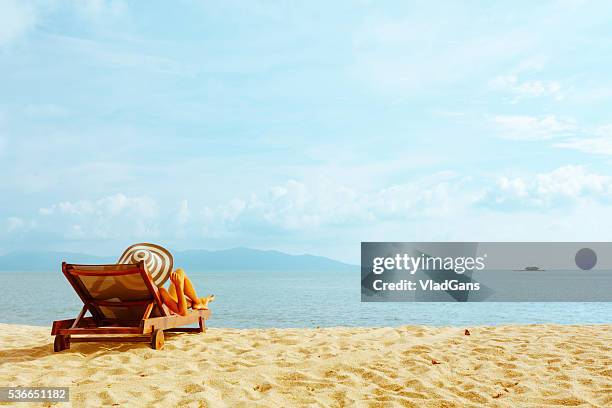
0 247 356 272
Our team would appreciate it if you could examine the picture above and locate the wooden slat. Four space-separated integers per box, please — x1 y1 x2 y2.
142 302 155 320
58 327 143 335
141 309 211 334
68 269 141 276
93 300 151 307
70 305 89 328
98 319 141 326
70 336 150 343
199 316 206 333
137 265 168 317
66 263 142 269
165 327 202 333
62 262 105 323
51 319 75 335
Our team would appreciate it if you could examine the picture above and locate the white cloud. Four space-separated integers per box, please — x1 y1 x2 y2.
0 110 6 156
490 114 612 156
491 115 576 140
177 200 191 225
5 168 612 261
201 180 358 233
197 175 479 236
351 10 536 93
512 56 548 74
38 194 159 240
490 74 563 102
42 194 157 218
554 125 612 155
0 0 35 46
6 217 24 232
481 165 612 209
556 138 612 155
48 34 194 75
0 0 128 48
24 104 71 118
72 0 127 21
24 170 612 241
3 216 36 235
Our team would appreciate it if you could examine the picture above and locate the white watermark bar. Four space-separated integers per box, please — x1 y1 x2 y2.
361 242 612 302
0 387 69 402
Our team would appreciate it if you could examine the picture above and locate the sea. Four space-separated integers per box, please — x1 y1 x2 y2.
1 270 610 328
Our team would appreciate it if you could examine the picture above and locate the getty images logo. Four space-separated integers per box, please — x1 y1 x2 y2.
371 253 487 275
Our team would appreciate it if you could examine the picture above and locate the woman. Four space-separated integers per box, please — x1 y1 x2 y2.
159 268 215 316
118 243 214 316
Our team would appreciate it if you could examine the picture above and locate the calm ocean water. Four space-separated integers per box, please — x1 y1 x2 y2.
2 270 610 328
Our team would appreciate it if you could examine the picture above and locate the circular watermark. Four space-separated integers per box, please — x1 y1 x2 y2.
575 248 597 270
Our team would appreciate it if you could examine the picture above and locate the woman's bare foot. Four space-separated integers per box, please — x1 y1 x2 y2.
193 294 215 310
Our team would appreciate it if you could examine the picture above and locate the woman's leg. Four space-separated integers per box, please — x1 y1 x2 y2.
165 268 188 315
176 268 215 310
159 287 180 315
182 272 200 304
160 268 215 313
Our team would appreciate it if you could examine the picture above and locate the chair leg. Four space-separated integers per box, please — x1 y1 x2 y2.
54 335 70 352
198 316 206 333
151 329 165 350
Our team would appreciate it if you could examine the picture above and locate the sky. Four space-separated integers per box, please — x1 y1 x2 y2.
2 0 612 263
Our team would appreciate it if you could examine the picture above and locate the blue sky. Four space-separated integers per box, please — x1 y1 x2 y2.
2 0 612 263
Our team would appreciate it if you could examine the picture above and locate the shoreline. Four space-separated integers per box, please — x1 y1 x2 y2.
1 323 610 407
5 321 612 330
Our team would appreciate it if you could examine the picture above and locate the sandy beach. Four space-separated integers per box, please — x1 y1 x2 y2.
1 324 610 407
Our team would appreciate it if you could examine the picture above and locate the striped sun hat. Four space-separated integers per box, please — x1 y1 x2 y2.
118 243 173 287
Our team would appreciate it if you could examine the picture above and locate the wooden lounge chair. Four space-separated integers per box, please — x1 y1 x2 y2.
51 261 211 351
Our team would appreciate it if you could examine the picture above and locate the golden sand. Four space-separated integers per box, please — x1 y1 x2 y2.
1 324 610 407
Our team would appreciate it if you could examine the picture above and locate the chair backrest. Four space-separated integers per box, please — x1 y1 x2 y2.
62 261 168 323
